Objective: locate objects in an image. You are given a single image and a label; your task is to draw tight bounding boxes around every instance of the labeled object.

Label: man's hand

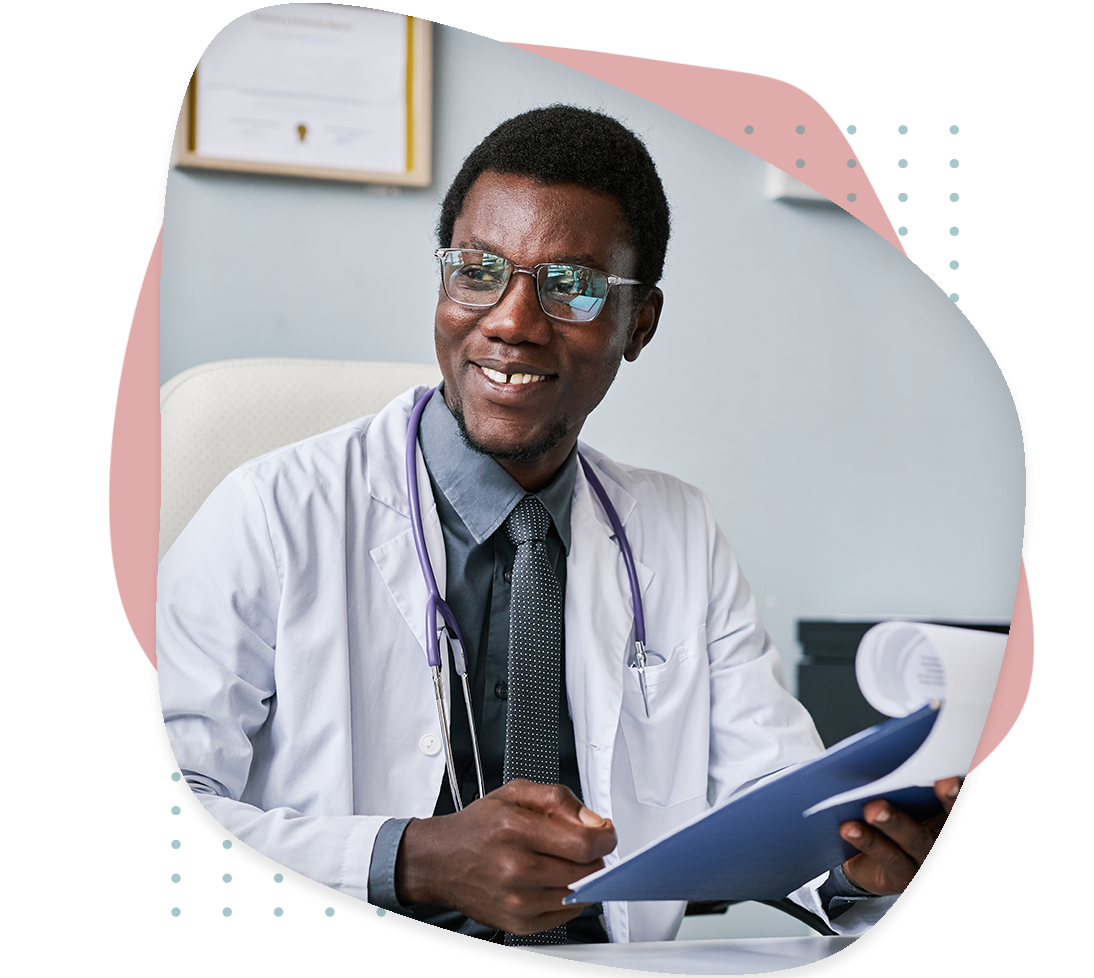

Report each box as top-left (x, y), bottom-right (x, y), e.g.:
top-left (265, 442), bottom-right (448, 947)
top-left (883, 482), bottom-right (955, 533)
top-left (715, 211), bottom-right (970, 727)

top-left (394, 780), bottom-right (617, 935)
top-left (838, 776), bottom-right (961, 895)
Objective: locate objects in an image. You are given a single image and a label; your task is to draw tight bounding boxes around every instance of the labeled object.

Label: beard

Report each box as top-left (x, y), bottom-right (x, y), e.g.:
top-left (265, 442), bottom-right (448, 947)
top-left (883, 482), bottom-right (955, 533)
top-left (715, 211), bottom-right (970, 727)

top-left (450, 398), bottom-right (570, 463)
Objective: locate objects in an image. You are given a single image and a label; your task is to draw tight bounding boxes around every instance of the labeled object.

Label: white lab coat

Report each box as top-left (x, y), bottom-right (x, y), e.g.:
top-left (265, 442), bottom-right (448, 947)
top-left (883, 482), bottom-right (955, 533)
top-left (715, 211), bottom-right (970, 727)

top-left (158, 386), bottom-right (894, 941)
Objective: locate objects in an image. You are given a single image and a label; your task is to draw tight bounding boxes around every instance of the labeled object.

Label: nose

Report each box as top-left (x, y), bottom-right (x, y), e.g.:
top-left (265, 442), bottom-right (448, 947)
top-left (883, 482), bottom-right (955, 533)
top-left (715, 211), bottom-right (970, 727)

top-left (477, 268), bottom-right (554, 346)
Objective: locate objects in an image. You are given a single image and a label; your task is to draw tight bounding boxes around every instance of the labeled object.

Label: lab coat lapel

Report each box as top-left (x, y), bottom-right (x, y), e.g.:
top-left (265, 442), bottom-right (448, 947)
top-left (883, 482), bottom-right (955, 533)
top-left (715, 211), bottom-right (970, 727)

top-left (366, 389), bottom-right (450, 704)
top-left (566, 452), bottom-right (654, 823)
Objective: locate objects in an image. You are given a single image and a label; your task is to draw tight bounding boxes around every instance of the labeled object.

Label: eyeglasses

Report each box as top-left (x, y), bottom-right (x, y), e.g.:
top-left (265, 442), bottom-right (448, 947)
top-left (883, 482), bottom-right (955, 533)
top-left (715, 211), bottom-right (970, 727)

top-left (435, 248), bottom-right (641, 323)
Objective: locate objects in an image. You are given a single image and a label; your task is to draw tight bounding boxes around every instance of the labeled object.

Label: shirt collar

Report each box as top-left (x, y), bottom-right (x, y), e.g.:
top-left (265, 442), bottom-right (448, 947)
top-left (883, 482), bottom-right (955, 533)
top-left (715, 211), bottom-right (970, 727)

top-left (418, 387), bottom-right (576, 551)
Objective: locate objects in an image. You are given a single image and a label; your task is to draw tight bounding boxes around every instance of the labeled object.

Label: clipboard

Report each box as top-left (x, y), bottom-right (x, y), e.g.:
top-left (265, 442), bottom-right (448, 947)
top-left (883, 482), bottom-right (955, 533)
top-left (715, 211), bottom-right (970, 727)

top-left (565, 704), bottom-right (942, 905)
top-left (567, 621), bottom-right (1007, 905)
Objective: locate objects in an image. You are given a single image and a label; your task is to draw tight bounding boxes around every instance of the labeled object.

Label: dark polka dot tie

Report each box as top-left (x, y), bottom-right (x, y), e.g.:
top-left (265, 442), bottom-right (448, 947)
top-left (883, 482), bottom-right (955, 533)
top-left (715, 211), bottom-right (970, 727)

top-left (501, 495), bottom-right (567, 946)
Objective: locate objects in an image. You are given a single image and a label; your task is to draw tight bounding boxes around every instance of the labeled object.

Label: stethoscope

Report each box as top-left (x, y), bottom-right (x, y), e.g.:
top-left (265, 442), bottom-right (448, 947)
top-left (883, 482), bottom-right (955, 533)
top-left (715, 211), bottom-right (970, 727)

top-left (406, 386), bottom-right (652, 811)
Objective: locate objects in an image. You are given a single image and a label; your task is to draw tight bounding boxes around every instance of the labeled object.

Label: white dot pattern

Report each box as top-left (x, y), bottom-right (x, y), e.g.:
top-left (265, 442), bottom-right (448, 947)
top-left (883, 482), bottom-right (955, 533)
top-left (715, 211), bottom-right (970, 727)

top-left (501, 496), bottom-right (567, 947)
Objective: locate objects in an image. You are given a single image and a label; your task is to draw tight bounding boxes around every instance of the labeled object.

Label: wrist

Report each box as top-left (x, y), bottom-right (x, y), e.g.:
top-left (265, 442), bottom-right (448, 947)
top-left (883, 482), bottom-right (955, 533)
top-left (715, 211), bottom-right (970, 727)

top-left (838, 860), bottom-right (879, 897)
top-left (394, 816), bottom-right (442, 906)
top-left (394, 817), bottom-right (425, 905)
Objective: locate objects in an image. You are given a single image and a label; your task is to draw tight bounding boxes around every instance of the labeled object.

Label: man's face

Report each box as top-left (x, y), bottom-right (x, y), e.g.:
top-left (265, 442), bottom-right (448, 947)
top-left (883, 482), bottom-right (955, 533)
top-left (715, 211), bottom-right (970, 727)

top-left (435, 170), bottom-right (661, 487)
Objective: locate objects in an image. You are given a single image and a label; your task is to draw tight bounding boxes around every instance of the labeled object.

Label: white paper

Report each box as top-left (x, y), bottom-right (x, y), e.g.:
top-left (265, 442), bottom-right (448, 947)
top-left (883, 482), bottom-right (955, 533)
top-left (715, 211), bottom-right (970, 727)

top-left (196, 5), bottom-right (408, 173)
top-left (804, 622), bottom-right (1006, 815)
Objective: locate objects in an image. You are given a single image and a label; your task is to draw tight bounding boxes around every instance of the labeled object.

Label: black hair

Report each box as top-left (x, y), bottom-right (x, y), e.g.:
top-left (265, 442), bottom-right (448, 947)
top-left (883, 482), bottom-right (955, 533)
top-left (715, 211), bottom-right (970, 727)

top-left (437, 105), bottom-right (671, 286)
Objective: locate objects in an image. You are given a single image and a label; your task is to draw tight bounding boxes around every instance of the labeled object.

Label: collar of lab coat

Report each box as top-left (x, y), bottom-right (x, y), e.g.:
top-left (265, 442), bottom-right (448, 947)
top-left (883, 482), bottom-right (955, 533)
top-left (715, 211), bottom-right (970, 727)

top-left (364, 386), bottom-right (655, 821)
top-left (365, 387), bottom-right (449, 672)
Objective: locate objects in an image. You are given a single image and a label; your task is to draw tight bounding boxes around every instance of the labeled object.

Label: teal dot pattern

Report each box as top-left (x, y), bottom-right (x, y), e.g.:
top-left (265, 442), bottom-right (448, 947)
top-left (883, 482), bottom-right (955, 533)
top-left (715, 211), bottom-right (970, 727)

top-left (274, 874), bottom-right (284, 883)
top-left (744, 125), bottom-right (754, 134)
top-left (950, 294), bottom-right (959, 302)
top-left (171, 873), bottom-right (181, 883)
top-left (326, 908), bottom-right (335, 917)
top-left (898, 159), bottom-right (908, 168)
top-left (847, 159), bottom-right (856, 168)
top-left (275, 908), bottom-right (284, 917)
top-left (795, 159), bottom-right (805, 168)
top-left (898, 125), bottom-right (908, 134)
top-left (171, 840), bottom-right (180, 849)
top-left (377, 909), bottom-right (387, 917)
top-left (795, 124), bottom-right (805, 134)
top-left (950, 125), bottom-right (960, 134)
top-left (898, 193), bottom-right (908, 202)
top-left (950, 227), bottom-right (960, 236)
top-left (222, 840), bottom-right (232, 849)
top-left (171, 773), bottom-right (181, 782)
top-left (898, 227), bottom-right (907, 236)
top-left (846, 193), bottom-right (856, 202)
top-left (950, 159), bottom-right (960, 168)
top-left (950, 193), bottom-right (959, 201)
top-left (171, 806), bottom-right (180, 815)
top-left (171, 907), bottom-right (181, 917)
top-left (950, 261), bottom-right (960, 269)
top-left (223, 908), bottom-right (232, 917)
top-left (223, 874), bottom-right (232, 883)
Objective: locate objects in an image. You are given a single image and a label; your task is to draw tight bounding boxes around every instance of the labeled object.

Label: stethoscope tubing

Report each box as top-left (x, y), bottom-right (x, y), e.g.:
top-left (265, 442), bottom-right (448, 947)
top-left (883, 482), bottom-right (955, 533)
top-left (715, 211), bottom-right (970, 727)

top-left (405, 385), bottom-right (651, 808)
top-left (406, 387), bottom-right (469, 669)
top-left (576, 455), bottom-right (646, 647)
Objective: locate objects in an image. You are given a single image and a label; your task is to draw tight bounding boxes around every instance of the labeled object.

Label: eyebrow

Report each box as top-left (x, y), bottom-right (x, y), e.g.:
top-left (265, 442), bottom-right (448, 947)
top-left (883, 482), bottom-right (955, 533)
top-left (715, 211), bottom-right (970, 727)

top-left (457, 236), bottom-right (604, 271)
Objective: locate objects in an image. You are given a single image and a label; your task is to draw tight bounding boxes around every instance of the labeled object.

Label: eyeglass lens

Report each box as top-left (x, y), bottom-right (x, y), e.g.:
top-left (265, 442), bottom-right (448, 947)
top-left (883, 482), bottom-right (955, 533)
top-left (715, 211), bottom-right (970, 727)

top-left (439, 250), bottom-right (609, 322)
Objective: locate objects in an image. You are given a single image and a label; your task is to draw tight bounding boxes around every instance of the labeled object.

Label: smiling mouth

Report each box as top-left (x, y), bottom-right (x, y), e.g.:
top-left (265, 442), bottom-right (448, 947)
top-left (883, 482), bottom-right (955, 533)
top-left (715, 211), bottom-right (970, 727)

top-left (477, 365), bottom-right (552, 385)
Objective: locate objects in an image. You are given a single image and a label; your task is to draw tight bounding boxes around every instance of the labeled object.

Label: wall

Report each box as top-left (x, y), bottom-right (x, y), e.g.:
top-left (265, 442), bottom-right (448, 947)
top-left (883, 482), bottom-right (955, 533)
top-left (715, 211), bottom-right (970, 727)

top-left (160, 21), bottom-right (1025, 681)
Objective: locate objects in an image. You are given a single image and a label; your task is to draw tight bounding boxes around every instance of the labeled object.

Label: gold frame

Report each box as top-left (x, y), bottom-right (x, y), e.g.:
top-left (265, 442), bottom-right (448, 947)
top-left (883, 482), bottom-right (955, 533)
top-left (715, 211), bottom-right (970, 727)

top-left (172, 16), bottom-right (431, 186)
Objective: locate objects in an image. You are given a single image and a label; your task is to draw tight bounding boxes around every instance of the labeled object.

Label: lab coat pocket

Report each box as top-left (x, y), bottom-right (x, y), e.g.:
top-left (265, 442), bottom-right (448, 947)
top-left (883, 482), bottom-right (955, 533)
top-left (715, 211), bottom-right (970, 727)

top-left (620, 623), bottom-right (710, 808)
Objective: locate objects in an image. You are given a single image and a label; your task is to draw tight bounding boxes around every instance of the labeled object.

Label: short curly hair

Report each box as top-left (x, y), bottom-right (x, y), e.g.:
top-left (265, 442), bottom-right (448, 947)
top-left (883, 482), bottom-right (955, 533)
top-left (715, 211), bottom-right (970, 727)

top-left (437, 105), bottom-right (671, 286)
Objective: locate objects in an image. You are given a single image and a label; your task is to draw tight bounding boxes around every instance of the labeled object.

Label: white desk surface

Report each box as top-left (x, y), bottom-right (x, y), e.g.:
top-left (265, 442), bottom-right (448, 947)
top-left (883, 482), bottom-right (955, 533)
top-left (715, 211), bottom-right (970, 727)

top-left (531, 935), bottom-right (858, 974)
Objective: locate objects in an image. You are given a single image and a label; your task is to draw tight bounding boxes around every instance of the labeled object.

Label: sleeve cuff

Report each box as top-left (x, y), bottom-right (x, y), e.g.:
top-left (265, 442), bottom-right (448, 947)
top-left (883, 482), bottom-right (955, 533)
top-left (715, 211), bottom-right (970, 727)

top-left (817, 863), bottom-right (878, 919)
top-left (367, 817), bottom-right (416, 911)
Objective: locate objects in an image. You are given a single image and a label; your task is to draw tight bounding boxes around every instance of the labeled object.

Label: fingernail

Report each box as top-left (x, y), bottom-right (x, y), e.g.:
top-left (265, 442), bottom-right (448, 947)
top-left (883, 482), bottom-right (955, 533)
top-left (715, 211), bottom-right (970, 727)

top-left (845, 824), bottom-right (861, 840)
top-left (578, 807), bottom-right (607, 827)
top-left (947, 785), bottom-right (960, 799)
top-left (871, 806), bottom-right (890, 824)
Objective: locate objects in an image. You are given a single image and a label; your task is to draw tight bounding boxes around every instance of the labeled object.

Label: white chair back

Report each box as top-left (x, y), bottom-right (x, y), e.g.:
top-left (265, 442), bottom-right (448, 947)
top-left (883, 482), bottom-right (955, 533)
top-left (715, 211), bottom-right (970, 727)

top-left (159, 357), bottom-right (441, 561)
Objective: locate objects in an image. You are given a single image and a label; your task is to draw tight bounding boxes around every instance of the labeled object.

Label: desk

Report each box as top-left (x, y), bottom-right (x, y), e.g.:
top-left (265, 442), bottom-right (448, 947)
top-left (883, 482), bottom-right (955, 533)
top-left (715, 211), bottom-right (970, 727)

top-left (532, 935), bottom-right (857, 974)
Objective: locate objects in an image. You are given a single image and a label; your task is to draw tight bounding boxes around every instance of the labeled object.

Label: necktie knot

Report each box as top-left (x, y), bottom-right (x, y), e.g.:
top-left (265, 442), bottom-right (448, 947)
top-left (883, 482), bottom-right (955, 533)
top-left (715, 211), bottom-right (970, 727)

top-left (504, 496), bottom-right (552, 546)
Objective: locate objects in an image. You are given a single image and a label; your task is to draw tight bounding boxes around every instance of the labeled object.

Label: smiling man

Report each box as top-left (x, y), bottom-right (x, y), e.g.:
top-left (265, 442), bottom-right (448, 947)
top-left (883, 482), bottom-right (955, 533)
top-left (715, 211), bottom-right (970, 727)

top-left (158, 106), bottom-right (958, 946)
top-left (432, 169), bottom-right (660, 492)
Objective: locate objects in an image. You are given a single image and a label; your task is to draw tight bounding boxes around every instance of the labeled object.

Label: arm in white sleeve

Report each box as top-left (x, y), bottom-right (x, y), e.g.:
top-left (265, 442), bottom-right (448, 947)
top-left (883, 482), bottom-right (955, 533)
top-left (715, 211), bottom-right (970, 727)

top-left (158, 468), bottom-right (389, 901)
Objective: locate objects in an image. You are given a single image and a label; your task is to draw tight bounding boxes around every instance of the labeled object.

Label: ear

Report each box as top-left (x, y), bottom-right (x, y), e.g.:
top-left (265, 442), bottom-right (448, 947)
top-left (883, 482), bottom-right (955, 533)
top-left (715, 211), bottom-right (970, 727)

top-left (624, 287), bottom-right (663, 362)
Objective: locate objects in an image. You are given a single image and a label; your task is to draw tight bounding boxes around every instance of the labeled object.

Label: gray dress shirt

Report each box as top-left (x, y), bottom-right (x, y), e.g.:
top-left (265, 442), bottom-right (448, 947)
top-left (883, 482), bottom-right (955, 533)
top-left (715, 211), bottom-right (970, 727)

top-left (368, 388), bottom-right (603, 941)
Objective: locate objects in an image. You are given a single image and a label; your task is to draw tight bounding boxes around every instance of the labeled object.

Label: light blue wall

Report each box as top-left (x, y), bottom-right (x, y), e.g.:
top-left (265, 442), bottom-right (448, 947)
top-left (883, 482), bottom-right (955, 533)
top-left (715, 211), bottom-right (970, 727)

top-left (160, 23), bottom-right (1025, 680)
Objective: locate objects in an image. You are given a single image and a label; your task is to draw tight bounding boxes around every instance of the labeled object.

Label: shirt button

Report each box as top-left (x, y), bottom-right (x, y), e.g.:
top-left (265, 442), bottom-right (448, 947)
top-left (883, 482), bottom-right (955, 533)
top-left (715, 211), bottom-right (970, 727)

top-left (503, 567), bottom-right (512, 584)
top-left (419, 734), bottom-right (441, 756)
top-left (494, 681), bottom-right (508, 701)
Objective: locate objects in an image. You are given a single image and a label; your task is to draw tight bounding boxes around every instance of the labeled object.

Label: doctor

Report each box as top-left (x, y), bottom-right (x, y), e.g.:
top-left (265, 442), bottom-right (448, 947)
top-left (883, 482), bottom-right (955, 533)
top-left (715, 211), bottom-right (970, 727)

top-left (158, 106), bottom-right (959, 944)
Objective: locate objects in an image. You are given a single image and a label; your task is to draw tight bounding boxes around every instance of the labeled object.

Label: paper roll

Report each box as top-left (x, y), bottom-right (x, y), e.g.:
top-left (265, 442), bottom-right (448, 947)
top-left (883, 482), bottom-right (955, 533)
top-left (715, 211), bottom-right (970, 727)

top-left (804, 622), bottom-right (1006, 815)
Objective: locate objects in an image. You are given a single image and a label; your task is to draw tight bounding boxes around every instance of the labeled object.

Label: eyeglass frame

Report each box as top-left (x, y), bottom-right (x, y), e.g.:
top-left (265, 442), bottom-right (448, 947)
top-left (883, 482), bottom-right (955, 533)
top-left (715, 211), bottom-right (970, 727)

top-left (434, 247), bottom-right (643, 323)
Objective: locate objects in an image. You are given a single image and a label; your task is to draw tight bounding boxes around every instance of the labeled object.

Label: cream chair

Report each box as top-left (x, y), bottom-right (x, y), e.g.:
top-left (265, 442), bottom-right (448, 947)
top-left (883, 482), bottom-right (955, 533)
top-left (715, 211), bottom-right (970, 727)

top-left (159, 357), bottom-right (441, 562)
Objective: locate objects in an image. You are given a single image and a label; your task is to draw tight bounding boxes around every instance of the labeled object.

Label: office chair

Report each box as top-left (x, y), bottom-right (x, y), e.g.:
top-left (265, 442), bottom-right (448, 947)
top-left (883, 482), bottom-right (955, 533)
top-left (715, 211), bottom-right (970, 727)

top-left (159, 357), bottom-right (440, 561)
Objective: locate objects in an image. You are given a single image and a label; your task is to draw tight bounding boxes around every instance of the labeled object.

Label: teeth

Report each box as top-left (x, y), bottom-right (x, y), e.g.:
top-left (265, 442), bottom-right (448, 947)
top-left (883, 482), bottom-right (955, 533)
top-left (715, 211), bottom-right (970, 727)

top-left (480, 366), bottom-right (546, 384)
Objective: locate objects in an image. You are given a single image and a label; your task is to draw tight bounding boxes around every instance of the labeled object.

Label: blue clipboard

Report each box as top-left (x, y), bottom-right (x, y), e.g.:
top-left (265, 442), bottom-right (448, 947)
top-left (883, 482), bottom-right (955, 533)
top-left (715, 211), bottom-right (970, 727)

top-left (565, 704), bottom-right (941, 904)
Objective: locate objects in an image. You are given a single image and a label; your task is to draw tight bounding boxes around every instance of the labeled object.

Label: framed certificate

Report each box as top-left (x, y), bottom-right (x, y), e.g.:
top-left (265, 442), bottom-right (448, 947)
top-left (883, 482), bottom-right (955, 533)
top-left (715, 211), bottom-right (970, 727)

top-left (173, 5), bottom-right (431, 186)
